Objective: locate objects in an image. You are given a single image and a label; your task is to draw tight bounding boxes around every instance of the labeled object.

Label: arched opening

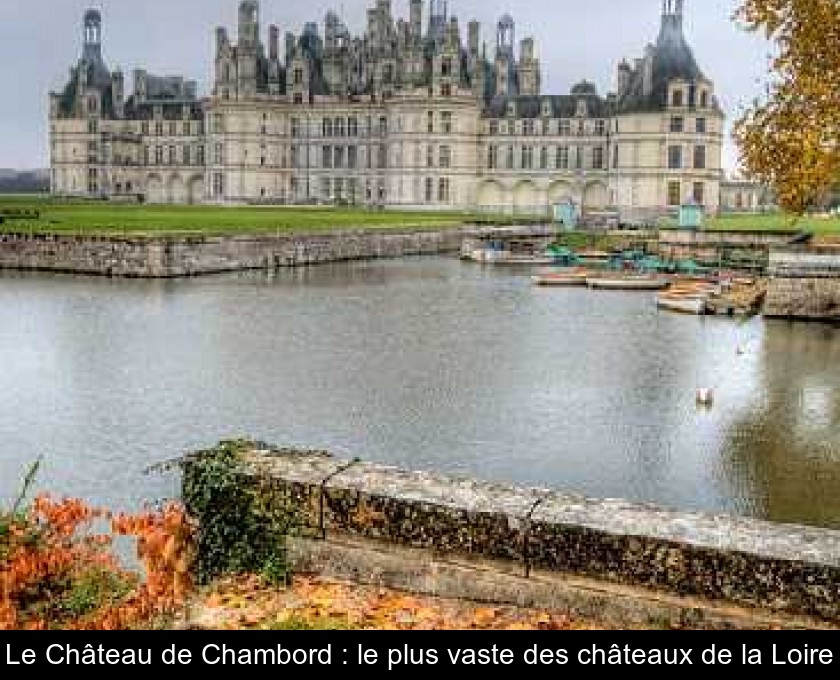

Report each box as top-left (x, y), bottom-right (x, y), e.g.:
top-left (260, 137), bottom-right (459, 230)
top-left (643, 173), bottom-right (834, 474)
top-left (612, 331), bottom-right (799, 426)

top-left (547, 181), bottom-right (573, 205)
top-left (512, 180), bottom-right (539, 215)
top-left (145, 174), bottom-right (165, 204)
top-left (168, 175), bottom-right (187, 204)
top-left (583, 181), bottom-right (608, 212)
top-left (187, 176), bottom-right (205, 205)
top-left (476, 180), bottom-right (507, 211)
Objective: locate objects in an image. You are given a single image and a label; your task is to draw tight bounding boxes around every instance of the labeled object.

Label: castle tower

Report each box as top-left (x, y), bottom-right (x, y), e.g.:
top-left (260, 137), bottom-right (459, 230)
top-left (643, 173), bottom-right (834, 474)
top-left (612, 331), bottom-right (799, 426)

top-left (409, 0), bottom-right (423, 44)
top-left (82, 10), bottom-right (103, 61)
top-left (495, 14), bottom-right (516, 96)
top-left (236, 0), bottom-right (260, 97)
top-left (517, 37), bottom-right (540, 95)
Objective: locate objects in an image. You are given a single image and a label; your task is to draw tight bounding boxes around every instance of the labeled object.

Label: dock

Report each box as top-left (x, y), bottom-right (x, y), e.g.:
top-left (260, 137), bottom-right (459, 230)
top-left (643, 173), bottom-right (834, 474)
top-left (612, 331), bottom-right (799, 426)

top-left (704, 279), bottom-right (768, 317)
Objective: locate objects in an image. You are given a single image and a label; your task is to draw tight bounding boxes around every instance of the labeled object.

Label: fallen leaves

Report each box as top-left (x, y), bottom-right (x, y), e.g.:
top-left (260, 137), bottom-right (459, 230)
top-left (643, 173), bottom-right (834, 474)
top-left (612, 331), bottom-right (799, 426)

top-left (186, 575), bottom-right (593, 631)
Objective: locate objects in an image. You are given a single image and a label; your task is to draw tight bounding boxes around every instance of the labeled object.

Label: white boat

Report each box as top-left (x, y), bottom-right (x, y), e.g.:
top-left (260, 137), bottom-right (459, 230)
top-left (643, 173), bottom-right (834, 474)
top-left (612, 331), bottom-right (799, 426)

top-left (586, 276), bottom-right (669, 291)
top-left (656, 294), bottom-right (707, 315)
top-left (532, 272), bottom-right (589, 286)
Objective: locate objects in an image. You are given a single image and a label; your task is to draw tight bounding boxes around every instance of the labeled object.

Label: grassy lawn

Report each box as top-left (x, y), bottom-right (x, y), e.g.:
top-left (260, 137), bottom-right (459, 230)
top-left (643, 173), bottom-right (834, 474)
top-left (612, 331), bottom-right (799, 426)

top-left (0, 196), bottom-right (535, 236)
top-left (706, 213), bottom-right (840, 234)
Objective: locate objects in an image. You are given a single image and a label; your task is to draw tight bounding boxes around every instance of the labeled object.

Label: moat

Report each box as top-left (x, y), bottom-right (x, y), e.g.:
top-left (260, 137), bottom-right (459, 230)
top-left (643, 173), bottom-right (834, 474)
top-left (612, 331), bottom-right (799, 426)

top-left (0, 256), bottom-right (838, 528)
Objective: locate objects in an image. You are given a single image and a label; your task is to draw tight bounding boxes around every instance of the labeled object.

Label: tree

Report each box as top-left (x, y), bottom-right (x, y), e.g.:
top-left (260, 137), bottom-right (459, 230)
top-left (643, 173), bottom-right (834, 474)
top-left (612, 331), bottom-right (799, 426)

top-left (734, 0), bottom-right (840, 214)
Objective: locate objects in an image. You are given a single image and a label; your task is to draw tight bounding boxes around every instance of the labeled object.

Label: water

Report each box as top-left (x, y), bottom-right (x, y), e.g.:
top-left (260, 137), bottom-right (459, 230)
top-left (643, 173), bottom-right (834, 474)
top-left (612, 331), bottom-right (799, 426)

top-left (0, 257), bottom-right (838, 528)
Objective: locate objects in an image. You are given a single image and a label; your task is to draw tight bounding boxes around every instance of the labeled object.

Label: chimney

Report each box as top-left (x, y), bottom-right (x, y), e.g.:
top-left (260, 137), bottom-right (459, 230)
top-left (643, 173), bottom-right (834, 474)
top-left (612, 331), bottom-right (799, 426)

top-left (269, 24), bottom-right (279, 60)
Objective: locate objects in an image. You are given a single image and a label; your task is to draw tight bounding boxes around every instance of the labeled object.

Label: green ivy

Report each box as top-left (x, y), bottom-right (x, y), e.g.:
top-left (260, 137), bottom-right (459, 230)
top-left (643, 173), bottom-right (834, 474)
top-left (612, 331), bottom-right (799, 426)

top-left (181, 440), bottom-right (298, 586)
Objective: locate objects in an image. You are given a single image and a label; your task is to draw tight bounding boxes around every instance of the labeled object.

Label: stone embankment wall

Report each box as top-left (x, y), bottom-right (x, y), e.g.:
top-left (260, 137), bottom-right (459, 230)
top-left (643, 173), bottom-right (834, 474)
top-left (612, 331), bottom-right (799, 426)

top-left (657, 229), bottom-right (798, 266)
top-left (186, 447), bottom-right (840, 623)
top-left (0, 225), bottom-right (553, 278)
top-left (765, 246), bottom-right (840, 321)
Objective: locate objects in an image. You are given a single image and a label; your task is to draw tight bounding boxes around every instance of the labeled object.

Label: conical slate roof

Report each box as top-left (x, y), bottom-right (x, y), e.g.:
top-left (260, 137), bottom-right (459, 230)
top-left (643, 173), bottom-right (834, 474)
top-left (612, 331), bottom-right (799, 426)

top-left (617, 11), bottom-right (708, 113)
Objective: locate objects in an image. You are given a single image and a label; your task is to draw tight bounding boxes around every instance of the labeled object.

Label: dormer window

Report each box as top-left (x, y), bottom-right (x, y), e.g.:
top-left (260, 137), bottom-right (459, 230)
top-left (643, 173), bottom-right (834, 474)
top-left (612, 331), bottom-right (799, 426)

top-left (542, 99), bottom-right (552, 117)
top-left (575, 99), bottom-right (588, 118)
top-left (507, 101), bottom-right (516, 118)
top-left (699, 90), bottom-right (709, 108)
top-left (441, 59), bottom-right (452, 77)
top-left (672, 88), bottom-right (684, 108)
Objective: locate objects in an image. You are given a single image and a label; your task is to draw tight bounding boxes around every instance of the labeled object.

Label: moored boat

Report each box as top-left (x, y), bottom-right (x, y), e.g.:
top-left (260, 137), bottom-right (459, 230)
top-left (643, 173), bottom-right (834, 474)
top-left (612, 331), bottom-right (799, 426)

top-left (532, 271), bottom-right (589, 286)
top-left (656, 293), bottom-right (707, 315)
top-left (586, 275), bottom-right (669, 291)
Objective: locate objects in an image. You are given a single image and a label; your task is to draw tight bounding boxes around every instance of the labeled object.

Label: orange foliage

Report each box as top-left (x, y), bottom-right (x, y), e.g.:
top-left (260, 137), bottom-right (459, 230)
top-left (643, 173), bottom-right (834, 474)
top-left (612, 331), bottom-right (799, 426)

top-left (0, 496), bottom-right (193, 630)
top-left (734, 0), bottom-right (840, 214)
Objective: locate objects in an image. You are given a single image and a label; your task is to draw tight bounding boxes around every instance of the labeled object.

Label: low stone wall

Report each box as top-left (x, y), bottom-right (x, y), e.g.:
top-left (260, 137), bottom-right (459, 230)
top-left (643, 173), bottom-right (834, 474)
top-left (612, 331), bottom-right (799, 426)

top-left (765, 246), bottom-right (840, 321)
top-left (185, 446), bottom-right (840, 623)
top-left (658, 229), bottom-right (799, 268)
top-left (0, 224), bottom-right (553, 278)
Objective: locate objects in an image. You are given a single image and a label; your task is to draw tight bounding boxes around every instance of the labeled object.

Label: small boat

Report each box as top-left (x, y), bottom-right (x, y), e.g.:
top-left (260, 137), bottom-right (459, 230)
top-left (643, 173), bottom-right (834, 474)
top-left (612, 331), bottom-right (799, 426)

top-left (656, 293), bottom-right (707, 315)
top-left (532, 271), bottom-right (589, 286)
top-left (586, 275), bottom-right (669, 291)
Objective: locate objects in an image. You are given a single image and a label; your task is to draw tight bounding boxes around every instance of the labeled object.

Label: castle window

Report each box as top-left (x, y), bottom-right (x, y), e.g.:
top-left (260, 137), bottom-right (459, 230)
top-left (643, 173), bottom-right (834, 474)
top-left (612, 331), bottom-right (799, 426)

top-left (540, 147), bottom-right (548, 170)
top-left (141, 122), bottom-right (149, 135)
top-left (348, 146), bottom-right (357, 168)
top-left (293, 94), bottom-right (303, 105)
top-left (670, 116), bottom-right (684, 133)
top-left (213, 173), bottom-right (225, 197)
top-left (438, 178), bottom-right (450, 203)
top-left (672, 89), bottom-right (684, 108)
top-left (425, 177), bottom-right (434, 202)
top-left (668, 145), bottom-right (682, 169)
top-left (336, 117), bottom-right (345, 137)
top-left (693, 182), bottom-right (705, 205)
top-left (197, 145), bottom-right (205, 165)
top-left (667, 181), bottom-right (681, 206)
top-left (613, 144), bottom-right (619, 169)
top-left (322, 146), bottom-right (332, 169)
top-left (379, 117), bottom-right (388, 136)
top-left (439, 145), bottom-right (451, 169)
top-left (556, 146), bottom-right (569, 170)
top-left (694, 145), bottom-right (706, 170)
top-left (595, 120), bottom-right (606, 136)
top-left (212, 114), bottom-right (223, 134)
top-left (155, 146), bottom-right (163, 165)
top-left (575, 147), bottom-right (583, 169)
top-left (488, 146), bottom-right (498, 169)
top-left (575, 99), bottom-right (588, 118)
top-left (427, 111), bottom-right (434, 134)
top-left (441, 59), bottom-right (452, 77)
top-left (291, 118), bottom-right (300, 138)
top-left (696, 117), bottom-right (707, 134)
top-left (441, 84), bottom-right (451, 97)
top-left (542, 100), bottom-right (552, 118)
top-left (700, 91), bottom-right (709, 108)
top-left (334, 146), bottom-right (344, 169)
top-left (155, 122), bottom-right (164, 136)
top-left (506, 146), bottom-right (514, 169)
top-left (427, 145), bottom-right (434, 168)
top-left (377, 144), bottom-right (387, 168)
top-left (294, 68), bottom-right (303, 86)
top-left (489, 121), bottom-right (499, 136)
top-left (521, 146), bottom-right (533, 170)
top-left (507, 102), bottom-right (516, 117)
top-left (323, 118), bottom-right (332, 137)
top-left (88, 96), bottom-right (98, 113)
top-left (214, 143), bottom-right (223, 165)
top-left (348, 117), bottom-right (358, 136)
top-left (88, 119), bottom-right (98, 135)
top-left (559, 120), bottom-right (571, 136)
top-left (441, 112), bottom-right (453, 134)
top-left (183, 145), bottom-right (191, 165)
top-left (185, 122), bottom-right (193, 136)
top-left (592, 146), bottom-right (605, 170)
top-left (169, 122), bottom-right (177, 136)
top-left (168, 146), bottom-right (176, 165)
top-left (523, 120), bottom-right (535, 136)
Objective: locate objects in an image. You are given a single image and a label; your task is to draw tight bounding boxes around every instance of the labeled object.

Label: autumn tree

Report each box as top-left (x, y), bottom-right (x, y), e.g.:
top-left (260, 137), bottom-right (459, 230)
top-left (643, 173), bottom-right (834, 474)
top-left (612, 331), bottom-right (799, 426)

top-left (734, 0), bottom-right (840, 214)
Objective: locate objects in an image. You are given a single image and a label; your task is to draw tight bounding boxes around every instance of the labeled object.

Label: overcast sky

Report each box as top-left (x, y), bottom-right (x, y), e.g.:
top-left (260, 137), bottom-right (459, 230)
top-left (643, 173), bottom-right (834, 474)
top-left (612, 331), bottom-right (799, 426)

top-left (0, 0), bottom-right (770, 170)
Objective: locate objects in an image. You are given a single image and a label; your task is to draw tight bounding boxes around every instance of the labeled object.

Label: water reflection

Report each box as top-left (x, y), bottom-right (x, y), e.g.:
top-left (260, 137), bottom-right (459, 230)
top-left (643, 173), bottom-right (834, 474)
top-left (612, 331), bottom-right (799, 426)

top-left (0, 260), bottom-right (837, 528)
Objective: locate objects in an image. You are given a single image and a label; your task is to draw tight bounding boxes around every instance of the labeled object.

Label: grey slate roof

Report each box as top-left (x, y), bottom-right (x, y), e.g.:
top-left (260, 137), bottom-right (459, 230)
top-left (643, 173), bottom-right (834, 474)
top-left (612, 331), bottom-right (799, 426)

top-left (616, 14), bottom-right (711, 114)
top-left (483, 89), bottom-right (612, 120)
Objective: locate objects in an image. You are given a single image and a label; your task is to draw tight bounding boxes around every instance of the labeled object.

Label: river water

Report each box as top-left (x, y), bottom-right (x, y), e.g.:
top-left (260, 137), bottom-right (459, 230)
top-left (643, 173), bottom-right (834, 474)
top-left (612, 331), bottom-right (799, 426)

top-left (0, 257), bottom-right (838, 528)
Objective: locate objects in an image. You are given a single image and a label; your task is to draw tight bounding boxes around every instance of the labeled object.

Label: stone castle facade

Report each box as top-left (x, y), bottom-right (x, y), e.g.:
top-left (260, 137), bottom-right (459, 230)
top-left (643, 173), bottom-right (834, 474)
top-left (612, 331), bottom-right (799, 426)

top-left (49, 0), bottom-right (724, 219)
